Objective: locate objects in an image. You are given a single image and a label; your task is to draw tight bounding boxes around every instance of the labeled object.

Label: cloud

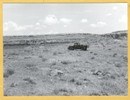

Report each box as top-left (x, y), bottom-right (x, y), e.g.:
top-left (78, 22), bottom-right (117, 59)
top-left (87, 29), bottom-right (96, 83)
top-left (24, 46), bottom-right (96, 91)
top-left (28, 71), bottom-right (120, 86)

top-left (35, 21), bottom-right (46, 30)
top-left (3, 21), bottom-right (30, 32)
top-left (40, 15), bottom-right (72, 26)
top-left (3, 21), bottom-right (34, 35)
top-left (4, 21), bottom-right (17, 32)
top-left (81, 19), bottom-right (88, 23)
top-left (36, 22), bottom-right (40, 26)
top-left (46, 30), bottom-right (54, 34)
top-left (44, 15), bottom-right (58, 25)
top-left (79, 29), bottom-right (84, 32)
top-left (106, 13), bottom-right (112, 16)
top-left (63, 25), bottom-right (68, 27)
top-left (59, 18), bottom-right (72, 28)
top-left (90, 21), bottom-right (107, 28)
top-left (4, 16), bottom-right (73, 36)
top-left (90, 24), bottom-right (97, 27)
top-left (60, 18), bottom-right (72, 24)
top-left (97, 21), bottom-right (106, 26)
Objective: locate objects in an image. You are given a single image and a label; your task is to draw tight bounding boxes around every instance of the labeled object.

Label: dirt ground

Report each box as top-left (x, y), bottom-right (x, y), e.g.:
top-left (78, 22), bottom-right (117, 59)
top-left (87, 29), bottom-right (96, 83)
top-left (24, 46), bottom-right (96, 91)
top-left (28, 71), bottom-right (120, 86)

top-left (3, 32), bottom-right (128, 96)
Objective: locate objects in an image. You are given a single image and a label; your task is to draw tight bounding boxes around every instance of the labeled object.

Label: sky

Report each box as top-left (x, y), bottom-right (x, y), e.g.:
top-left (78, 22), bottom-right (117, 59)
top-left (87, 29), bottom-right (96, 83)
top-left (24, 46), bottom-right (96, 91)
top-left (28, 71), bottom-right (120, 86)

top-left (3, 3), bottom-right (128, 36)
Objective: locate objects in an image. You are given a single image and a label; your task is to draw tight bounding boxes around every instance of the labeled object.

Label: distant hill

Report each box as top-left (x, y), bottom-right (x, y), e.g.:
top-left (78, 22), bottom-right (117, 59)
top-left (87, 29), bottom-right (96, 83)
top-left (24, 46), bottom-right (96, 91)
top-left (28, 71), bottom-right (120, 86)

top-left (101, 30), bottom-right (127, 39)
top-left (3, 30), bottom-right (127, 46)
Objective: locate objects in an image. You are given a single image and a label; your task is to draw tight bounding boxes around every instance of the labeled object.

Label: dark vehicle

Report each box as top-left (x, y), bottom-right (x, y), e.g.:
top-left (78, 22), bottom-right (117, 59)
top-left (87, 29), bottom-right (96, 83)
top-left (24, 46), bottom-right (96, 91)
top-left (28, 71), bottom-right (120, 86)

top-left (68, 43), bottom-right (89, 51)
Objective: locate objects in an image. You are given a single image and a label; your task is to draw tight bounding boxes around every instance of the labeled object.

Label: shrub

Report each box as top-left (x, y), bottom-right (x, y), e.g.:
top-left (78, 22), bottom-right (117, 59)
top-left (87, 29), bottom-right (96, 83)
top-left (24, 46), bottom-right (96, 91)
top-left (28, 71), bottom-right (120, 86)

top-left (42, 58), bottom-right (47, 62)
top-left (4, 69), bottom-right (14, 78)
top-left (115, 63), bottom-right (122, 68)
top-left (70, 78), bottom-right (75, 83)
top-left (123, 56), bottom-right (127, 62)
top-left (75, 81), bottom-right (82, 85)
top-left (26, 64), bottom-right (35, 68)
top-left (39, 55), bottom-right (43, 58)
top-left (51, 62), bottom-right (56, 66)
top-left (91, 57), bottom-right (95, 59)
top-left (10, 83), bottom-right (17, 87)
top-left (61, 61), bottom-right (71, 65)
top-left (10, 53), bottom-right (18, 56)
top-left (53, 88), bottom-right (72, 95)
top-left (25, 64), bottom-right (38, 71)
top-left (53, 52), bottom-right (57, 55)
top-left (94, 53), bottom-right (97, 55)
top-left (113, 53), bottom-right (117, 57)
top-left (89, 93), bottom-right (101, 96)
top-left (23, 77), bottom-right (36, 85)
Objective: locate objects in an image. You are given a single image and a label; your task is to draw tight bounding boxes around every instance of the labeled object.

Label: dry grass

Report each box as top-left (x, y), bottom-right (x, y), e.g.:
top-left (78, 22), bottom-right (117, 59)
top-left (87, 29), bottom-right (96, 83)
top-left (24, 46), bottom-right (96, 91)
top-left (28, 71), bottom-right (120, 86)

top-left (3, 32), bottom-right (127, 96)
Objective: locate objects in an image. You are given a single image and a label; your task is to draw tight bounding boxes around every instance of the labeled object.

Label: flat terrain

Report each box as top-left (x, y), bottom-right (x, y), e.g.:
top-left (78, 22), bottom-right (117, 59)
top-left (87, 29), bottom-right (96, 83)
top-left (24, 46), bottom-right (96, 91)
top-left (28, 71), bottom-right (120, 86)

top-left (3, 31), bottom-right (128, 96)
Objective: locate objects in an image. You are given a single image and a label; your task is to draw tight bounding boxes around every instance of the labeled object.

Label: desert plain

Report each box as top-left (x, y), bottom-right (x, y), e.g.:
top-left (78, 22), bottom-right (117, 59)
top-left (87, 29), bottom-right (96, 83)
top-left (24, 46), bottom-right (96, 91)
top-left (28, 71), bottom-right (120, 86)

top-left (3, 30), bottom-right (127, 96)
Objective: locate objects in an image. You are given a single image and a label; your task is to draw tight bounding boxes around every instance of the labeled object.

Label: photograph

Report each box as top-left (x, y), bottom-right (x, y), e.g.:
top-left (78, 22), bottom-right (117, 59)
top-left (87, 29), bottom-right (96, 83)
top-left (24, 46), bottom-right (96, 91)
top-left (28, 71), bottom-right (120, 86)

top-left (3, 3), bottom-right (128, 96)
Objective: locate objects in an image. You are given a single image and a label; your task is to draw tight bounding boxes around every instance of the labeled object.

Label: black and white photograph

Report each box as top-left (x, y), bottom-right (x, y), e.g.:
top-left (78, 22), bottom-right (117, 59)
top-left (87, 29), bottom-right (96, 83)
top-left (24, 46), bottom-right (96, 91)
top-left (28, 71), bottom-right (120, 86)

top-left (3, 3), bottom-right (128, 96)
